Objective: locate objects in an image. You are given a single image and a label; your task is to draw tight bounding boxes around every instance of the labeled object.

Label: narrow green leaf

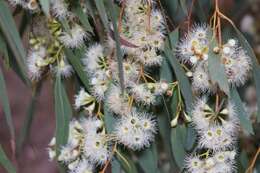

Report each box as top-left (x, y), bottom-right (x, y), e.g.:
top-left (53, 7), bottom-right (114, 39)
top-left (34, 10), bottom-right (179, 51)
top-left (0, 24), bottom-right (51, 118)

top-left (239, 149), bottom-right (249, 170)
top-left (184, 124), bottom-right (196, 151)
top-left (233, 27), bottom-right (260, 122)
top-left (54, 75), bottom-right (72, 152)
top-left (60, 18), bottom-right (71, 34)
top-left (170, 89), bottom-right (186, 170)
top-left (208, 36), bottom-right (230, 95)
top-left (171, 124), bottom-right (187, 169)
top-left (94, 0), bottom-right (109, 31)
top-left (104, 95), bottom-right (138, 173)
top-left (17, 84), bottom-right (42, 152)
top-left (166, 29), bottom-right (193, 111)
top-left (64, 48), bottom-right (90, 91)
top-left (39, 0), bottom-right (50, 17)
top-left (0, 33), bottom-right (9, 63)
top-left (0, 0), bottom-right (29, 85)
top-left (106, 0), bottom-right (125, 92)
top-left (229, 87), bottom-right (254, 134)
top-left (115, 149), bottom-right (138, 173)
top-left (72, 6), bottom-right (93, 33)
top-left (137, 144), bottom-right (159, 173)
top-left (104, 104), bottom-right (116, 133)
top-left (159, 59), bottom-right (179, 170)
top-left (179, 0), bottom-right (188, 15)
top-left (0, 145), bottom-right (16, 173)
top-left (0, 67), bottom-right (15, 141)
top-left (164, 47), bottom-right (193, 111)
top-left (111, 158), bottom-right (121, 173)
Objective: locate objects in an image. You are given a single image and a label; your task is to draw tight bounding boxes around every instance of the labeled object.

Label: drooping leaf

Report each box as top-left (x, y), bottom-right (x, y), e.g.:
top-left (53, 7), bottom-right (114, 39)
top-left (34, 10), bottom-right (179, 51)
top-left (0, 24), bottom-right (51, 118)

top-left (0, 67), bottom-right (15, 142)
top-left (171, 124), bottom-right (187, 169)
top-left (54, 75), bottom-right (72, 153)
top-left (179, 0), bottom-right (188, 15)
top-left (164, 46), bottom-right (193, 111)
top-left (17, 83), bottom-right (42, 152)
top-left (0, 145), bottom-right (16, 173)
top-left (137, 143), bottom-right (159, 173)
top-left (0, 33), bottom-right (9, 64)
top-left (104, 94), bottom-right (138, 173)
top-left (111, 158), bottom-right (121, 173)
top-left (72, 5), bottom-right (93, 33)
top-left (239, 149), bottom-right (249, 171)
top-left (106, 0), bottom-right (125, 92)
top-left (115, 149), bottom-right (138, 173)
top-left (233, 27), bottom-right (260, 122)
top-left (39, 0), bottom-right (50, 17)
top-left (208, 35), bottom-right (230, 95)
top-left (64, 48), bottom-right (90, 91)
top-left (229, 87), bottom-right (254, 134)
top-left (167, 29), bottom-right (193, 110)
top-left (94, 0), bottom-right (109, 31)
top-left (0, 0), bottom-right (29, 85)
top-left (158, 58), bottom-right (179, 170)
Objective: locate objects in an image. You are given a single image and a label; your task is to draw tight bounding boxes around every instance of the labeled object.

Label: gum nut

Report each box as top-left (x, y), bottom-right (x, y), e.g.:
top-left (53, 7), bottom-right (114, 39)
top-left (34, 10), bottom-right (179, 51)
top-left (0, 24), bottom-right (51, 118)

top-left (213, 47), bottom-right (220, 53)
top-left (228, 39), bottom-right (236, 47)
top-left (190, 56), bottom-right (198, 64)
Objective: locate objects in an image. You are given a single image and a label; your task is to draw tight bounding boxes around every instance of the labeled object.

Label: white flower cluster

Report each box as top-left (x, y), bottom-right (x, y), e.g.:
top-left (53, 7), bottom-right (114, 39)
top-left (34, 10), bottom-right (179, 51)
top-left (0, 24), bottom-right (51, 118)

top-left (78, 0), bottom-right (169, 151)
top-left (185, 150), bottom-right (236, 173)
top-left (27, 33), bottom-right (74, 80)
top-left (26, 16), bottom-right (90, 81)
top-left (177, 24), bottom-right (252, 93)
top-left (184, 98), bottom-right (239, 173)
top-left (47, 117), bottom-right (110, 172)
top-left (177, 24), bottom-right (251, 173)
top-left (8, 0), bottom-right (39, 11)
top-left (121, 0), bottom-right (166, 66)
top-left (114, 110), bottom-right (157, 150)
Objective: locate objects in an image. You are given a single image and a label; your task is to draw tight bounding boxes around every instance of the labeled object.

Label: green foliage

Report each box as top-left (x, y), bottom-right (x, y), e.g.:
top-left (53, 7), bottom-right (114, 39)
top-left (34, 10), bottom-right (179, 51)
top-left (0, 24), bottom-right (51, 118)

top-left (0, 145), bottom-right (16, 173)
top-left (54, 75), bottom-right (72, 152)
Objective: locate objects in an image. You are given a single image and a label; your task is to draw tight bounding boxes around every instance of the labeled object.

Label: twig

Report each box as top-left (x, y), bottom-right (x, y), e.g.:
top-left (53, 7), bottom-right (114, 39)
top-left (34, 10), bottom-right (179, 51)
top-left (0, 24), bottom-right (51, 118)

top-left (246, 147), bottom-right (260, 173)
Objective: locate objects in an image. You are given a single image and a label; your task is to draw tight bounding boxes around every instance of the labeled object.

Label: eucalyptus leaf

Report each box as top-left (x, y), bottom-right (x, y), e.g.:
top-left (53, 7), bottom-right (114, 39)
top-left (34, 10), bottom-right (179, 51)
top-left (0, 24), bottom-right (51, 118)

top-left (106, 0), bottom-right (125, 92)
top-left (64, 48), bottom-right (90, 91)
top-left (137, 143), bottom-right (159, 173)
top-left (171, 124), bottom-right (187, 169)
top-left (167, 29), bottom-right (193, 110)
top-left (233, 27), bottom-right (260, 122)
top-left (164, 47), bottom-right (193, 111)
top-left (0, 67), bottom-right (15, 142)
top-left (54, 75), bottom-right (72, 153)
top-left (39, 0), bottom-right (50, 17)
top-left (208, 35), bottom-right (230, 95)
top-left (17, 83), bottom-right (42, 152)
top-left (72, 6), bottom-right (93, 33)
top-left (0, 0), bottom-right (29, 85)
top-left (229, 87), bottom-right (254, 134)
top-left (0, 145), bottom-right (16, 173)
top-left (94, 0), bottom-right (109, 31)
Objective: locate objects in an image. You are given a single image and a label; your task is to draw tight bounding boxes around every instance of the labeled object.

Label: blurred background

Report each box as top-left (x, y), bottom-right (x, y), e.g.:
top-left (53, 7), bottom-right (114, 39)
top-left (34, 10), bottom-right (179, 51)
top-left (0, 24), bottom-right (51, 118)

top-left (0, 0), bottom-right (260, 172)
